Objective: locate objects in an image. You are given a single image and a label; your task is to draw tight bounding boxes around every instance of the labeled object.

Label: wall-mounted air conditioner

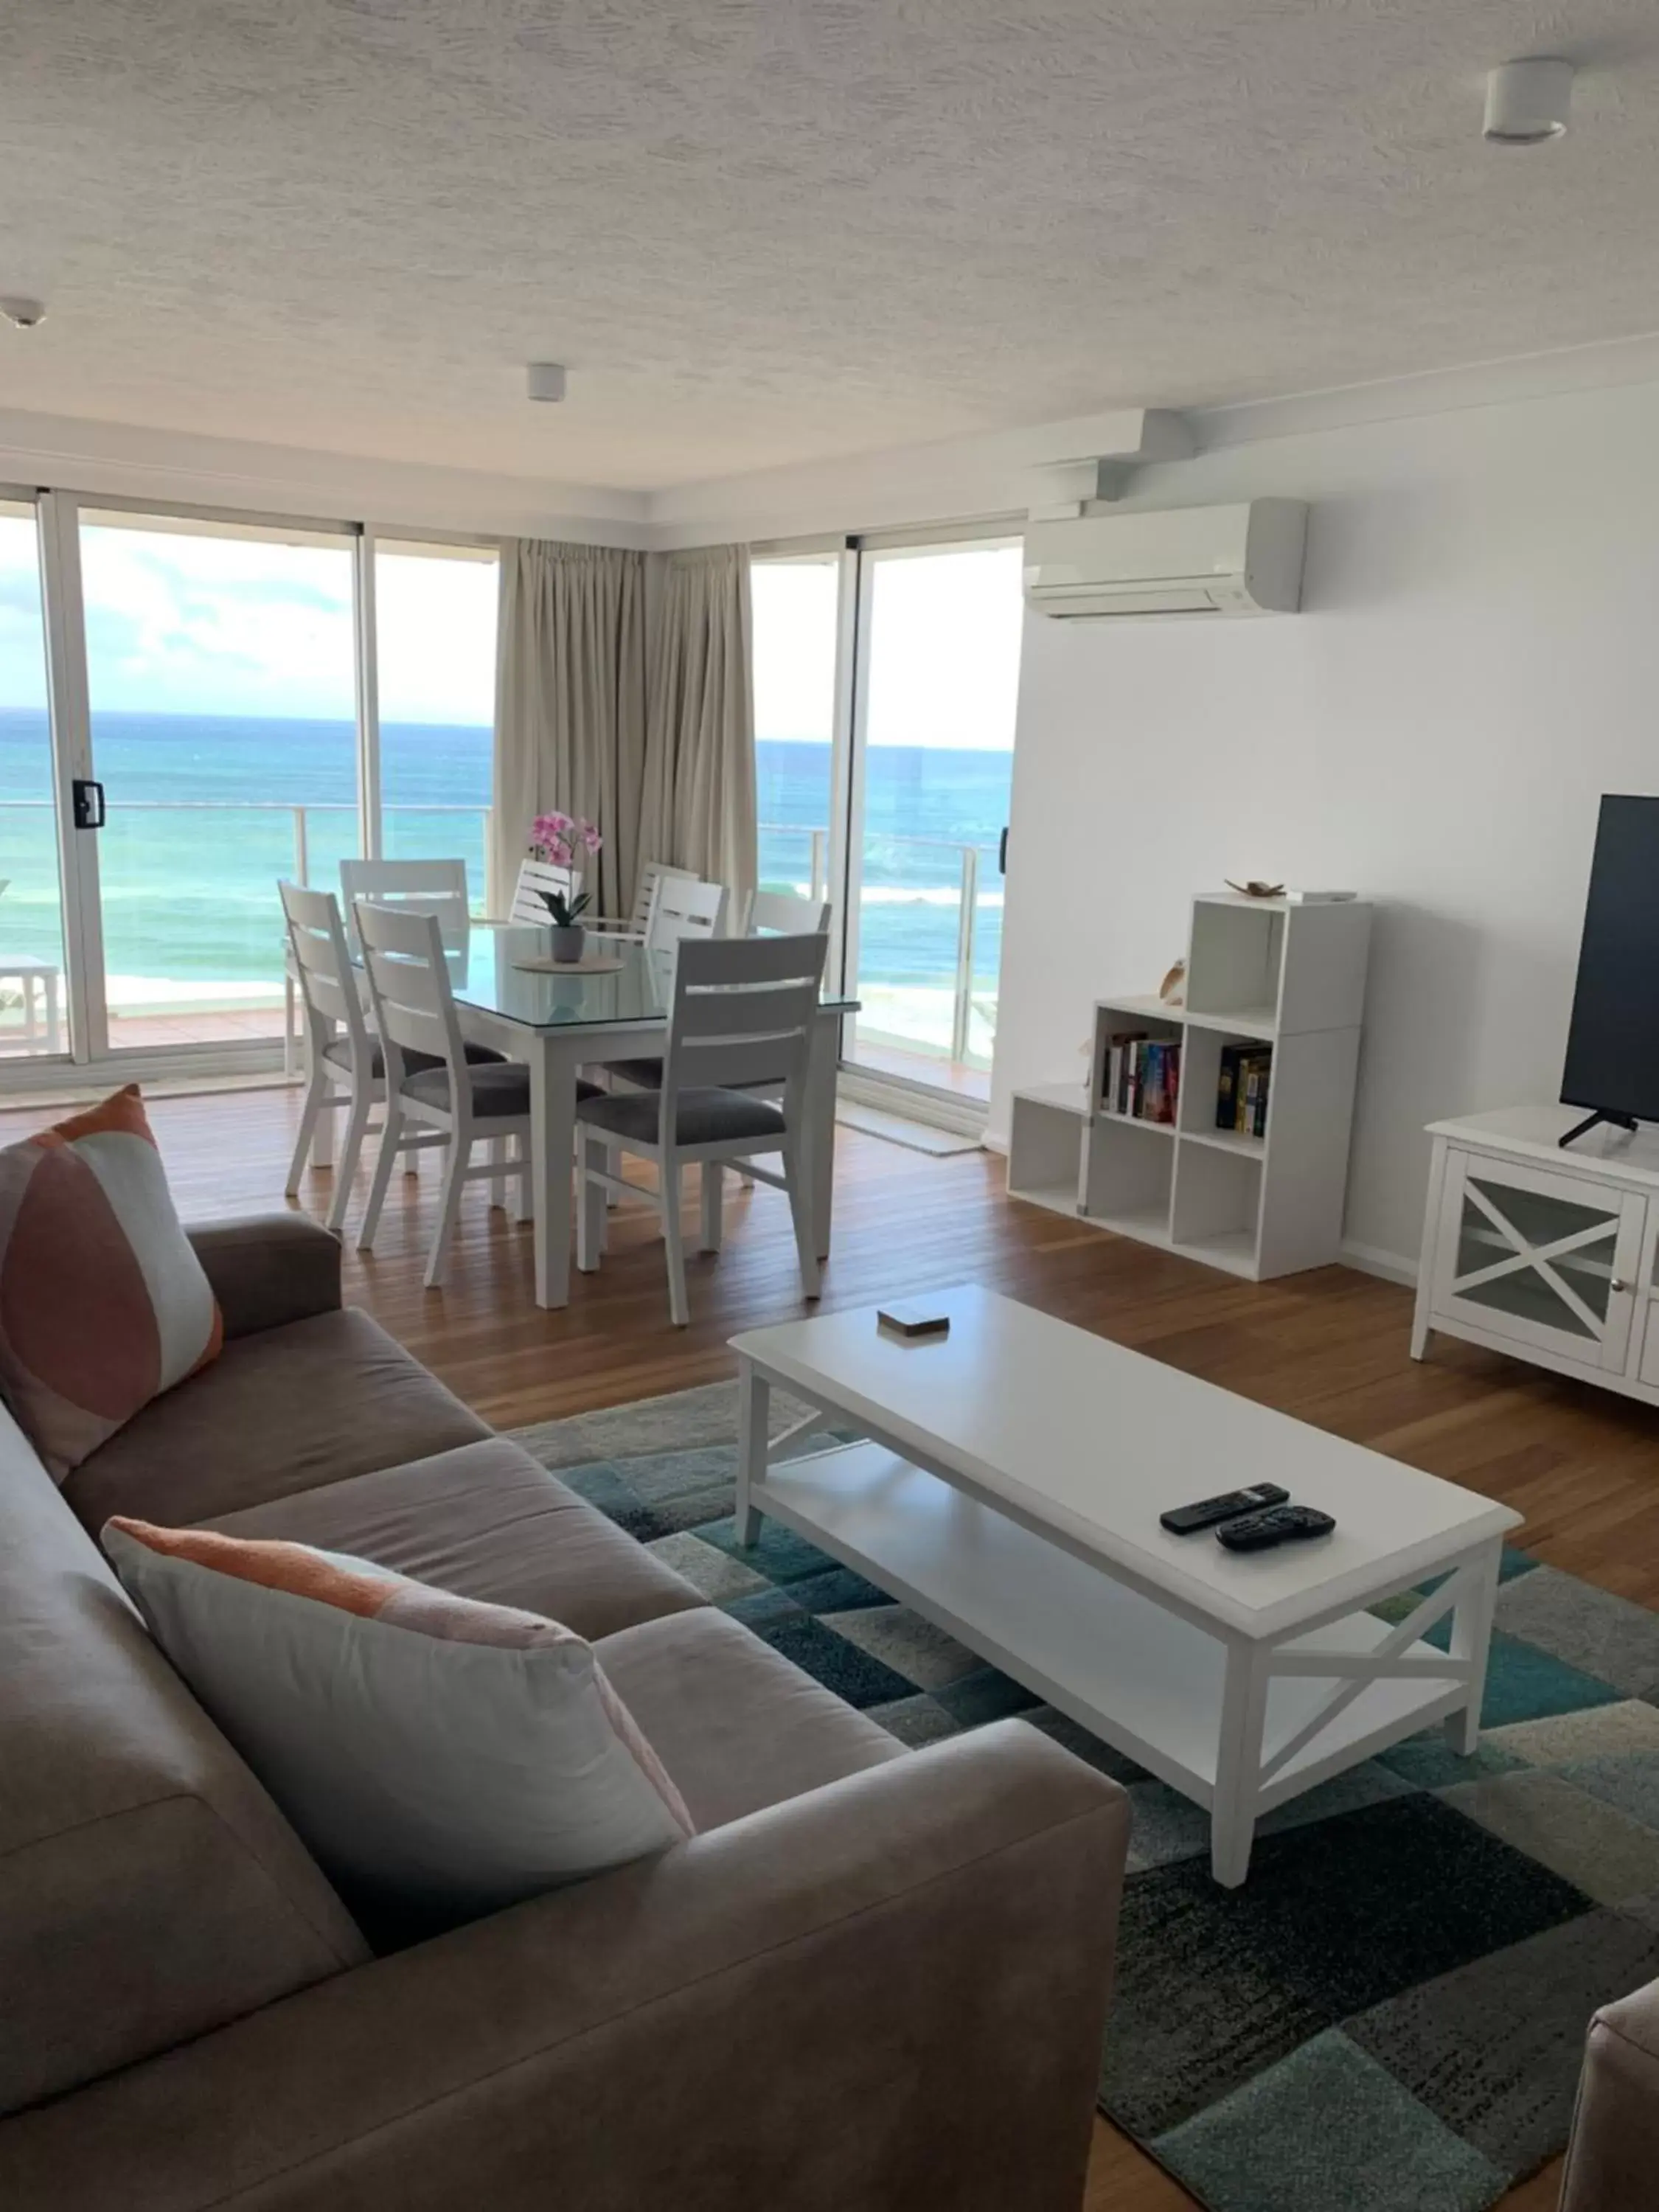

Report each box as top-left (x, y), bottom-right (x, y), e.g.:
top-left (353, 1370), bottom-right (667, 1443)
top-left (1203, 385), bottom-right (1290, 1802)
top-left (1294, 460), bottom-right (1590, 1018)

top-left (1023, 499), bottom-right (1307, 620)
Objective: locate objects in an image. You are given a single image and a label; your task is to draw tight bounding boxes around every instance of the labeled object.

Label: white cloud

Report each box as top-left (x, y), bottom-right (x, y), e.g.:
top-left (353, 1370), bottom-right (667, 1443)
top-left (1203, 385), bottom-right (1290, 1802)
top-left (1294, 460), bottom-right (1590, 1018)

top-left (0, 520), bottom-right (498, 727)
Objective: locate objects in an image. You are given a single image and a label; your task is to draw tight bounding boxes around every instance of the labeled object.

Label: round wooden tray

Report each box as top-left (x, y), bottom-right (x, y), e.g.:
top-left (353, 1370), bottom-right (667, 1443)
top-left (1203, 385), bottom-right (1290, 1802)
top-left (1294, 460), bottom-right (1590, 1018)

top-left (510, 951), bottom-right (627, 975)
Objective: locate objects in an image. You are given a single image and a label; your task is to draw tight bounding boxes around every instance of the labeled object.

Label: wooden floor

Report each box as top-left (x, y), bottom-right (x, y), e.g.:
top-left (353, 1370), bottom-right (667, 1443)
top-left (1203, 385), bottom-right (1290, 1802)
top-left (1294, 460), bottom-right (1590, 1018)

top-left (13, 1081), bottom-right (1649, 2211)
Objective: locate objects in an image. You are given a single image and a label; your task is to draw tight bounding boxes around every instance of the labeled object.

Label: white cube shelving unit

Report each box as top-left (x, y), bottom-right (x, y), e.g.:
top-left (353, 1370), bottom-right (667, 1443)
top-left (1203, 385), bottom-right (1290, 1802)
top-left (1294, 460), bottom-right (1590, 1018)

top-left (1006, 893), bottom-right (1372, 1281)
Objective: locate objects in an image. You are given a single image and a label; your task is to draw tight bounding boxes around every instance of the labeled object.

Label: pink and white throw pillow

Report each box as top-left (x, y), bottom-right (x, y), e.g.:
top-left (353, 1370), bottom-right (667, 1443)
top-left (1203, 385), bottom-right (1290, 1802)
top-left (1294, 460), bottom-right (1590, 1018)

top-left (0, 1086), bottom-right (220, 1478)
top-left (102, 1518), bottom-right (694, 1924)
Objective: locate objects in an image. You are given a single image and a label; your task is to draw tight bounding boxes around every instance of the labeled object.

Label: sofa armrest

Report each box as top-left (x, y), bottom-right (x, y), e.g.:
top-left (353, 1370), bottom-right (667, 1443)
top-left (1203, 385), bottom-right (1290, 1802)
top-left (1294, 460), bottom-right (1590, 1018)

top-left (1560, 1974), bottom-right (1659, 2211)
top-left (0, 1721), bottom-right (1129, 2212)
top-left (187, 1213), bottom-right (343, 1340)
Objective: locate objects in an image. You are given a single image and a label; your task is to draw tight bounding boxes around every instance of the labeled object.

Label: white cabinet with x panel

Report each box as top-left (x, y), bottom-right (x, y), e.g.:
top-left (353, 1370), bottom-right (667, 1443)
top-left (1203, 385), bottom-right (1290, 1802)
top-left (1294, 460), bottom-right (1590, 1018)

top-left (1413, 1105), bottom-right (1659, 1401)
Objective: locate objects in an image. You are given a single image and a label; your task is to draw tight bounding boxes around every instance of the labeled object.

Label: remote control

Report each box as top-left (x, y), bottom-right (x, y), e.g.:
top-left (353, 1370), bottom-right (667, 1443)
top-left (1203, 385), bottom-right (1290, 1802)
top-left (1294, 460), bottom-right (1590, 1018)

top-left (1160, 1483), bottom-right (1290, 1536)
top-left (1215, 1504), bottom-right (1337, 1553)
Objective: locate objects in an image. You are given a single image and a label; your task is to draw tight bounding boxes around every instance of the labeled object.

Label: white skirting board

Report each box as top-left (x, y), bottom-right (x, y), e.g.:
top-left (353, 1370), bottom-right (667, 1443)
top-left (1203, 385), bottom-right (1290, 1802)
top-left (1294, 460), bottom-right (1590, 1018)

top-left (1338, 1239), bottom-right (1419, 1287)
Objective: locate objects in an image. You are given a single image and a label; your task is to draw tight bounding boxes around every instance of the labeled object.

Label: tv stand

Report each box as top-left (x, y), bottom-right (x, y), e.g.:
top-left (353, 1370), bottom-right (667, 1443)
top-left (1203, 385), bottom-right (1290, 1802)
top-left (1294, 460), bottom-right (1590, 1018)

top-left (1559, 1108), bottom-right (1638, 1150)
top-left (1414, 1105), bottom-right (1659, 1408)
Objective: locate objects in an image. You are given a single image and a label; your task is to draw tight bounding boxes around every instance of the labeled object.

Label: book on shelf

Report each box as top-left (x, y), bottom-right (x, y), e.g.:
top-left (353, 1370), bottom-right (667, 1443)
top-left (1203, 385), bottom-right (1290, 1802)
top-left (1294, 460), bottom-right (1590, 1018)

top-left (1103, 1032), bottom-right (1180, 1125)
top-left (1216, 1043), bottom-right (1272, 1138)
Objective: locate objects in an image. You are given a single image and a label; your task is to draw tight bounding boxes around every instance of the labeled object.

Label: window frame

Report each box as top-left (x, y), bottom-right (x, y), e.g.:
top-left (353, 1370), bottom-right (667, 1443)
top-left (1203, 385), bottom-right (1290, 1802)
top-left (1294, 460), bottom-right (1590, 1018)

top-left (0, 482), bottom-right (500, 1079)
top-left (751, 521), bottom-right (1023, 1116)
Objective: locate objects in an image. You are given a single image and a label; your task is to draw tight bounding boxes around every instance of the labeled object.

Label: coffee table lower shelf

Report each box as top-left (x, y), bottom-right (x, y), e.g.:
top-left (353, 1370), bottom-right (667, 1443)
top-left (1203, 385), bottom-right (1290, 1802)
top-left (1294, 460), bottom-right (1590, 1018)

top-left (749, 1441), bottom-right (1478, 1883)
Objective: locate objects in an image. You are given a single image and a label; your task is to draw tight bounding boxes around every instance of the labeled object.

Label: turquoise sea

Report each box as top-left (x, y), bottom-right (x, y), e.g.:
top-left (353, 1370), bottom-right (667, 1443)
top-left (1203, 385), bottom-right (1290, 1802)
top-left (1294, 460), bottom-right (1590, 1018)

top-left (0, 711), bottom-right (1008, 997)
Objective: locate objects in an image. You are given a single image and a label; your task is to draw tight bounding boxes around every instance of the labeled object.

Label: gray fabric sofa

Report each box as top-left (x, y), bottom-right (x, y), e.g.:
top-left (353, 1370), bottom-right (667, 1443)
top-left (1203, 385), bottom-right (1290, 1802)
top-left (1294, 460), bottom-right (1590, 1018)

top-left (1559, 1974), bottom-right (1659, 2211)
top-left (0, 1212), bottom-right (1130, 2211)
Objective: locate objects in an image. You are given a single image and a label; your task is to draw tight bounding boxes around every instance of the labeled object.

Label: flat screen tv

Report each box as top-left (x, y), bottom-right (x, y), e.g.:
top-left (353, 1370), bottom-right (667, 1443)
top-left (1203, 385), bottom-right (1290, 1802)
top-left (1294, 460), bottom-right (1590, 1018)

top-left (1560, 794), bottom-right (1659, 1147)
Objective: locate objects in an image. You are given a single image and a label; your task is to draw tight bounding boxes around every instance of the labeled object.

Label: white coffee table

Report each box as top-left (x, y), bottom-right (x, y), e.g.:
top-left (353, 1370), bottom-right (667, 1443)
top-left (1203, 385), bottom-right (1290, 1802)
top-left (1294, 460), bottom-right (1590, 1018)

top-left (730, 1285), bottom-right (1520, 1885)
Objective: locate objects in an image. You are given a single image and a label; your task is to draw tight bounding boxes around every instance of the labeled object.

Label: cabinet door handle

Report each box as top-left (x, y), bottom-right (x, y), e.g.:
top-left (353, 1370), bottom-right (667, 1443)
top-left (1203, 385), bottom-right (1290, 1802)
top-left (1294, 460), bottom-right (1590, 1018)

top-left (1610, 1277), bottom-right (1630, 1294)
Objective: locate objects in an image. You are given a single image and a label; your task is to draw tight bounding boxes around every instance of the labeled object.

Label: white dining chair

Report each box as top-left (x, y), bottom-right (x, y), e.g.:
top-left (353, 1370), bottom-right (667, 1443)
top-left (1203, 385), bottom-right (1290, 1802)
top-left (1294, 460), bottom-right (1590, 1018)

top-left (574, 933), bottom-right (829, 1326)
top-left (742, 887), bottom-right (835, 937)
top-left (725, 888), bottom-right (836, 1186)
top-left (645, 874), bottom-right (728, 949)
top-left (587, 858), bottom-right (698, 944)
top-left (508, 858), bottom-right (578, 925)
top-left (597, 877), bottom-right (731, 1097)
top-left (355, 901), bottom-right (553, 1287)
top-left (340, 858), bottom-right (470, 950)
top-left (280, 881), bottom-right (380, 1232)
top-left (282, 883), bottom-right (507, 1232)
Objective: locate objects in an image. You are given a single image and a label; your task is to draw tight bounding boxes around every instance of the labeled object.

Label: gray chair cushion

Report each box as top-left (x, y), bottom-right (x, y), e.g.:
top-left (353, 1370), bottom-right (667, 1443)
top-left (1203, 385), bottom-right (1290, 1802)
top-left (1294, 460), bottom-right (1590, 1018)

top-left (400, 1062), bottom-right (599, 1117)
top-left (324, 1037), bottom-right (502, 1081)
top-left (577, 1087), bottom-right (787, 1147)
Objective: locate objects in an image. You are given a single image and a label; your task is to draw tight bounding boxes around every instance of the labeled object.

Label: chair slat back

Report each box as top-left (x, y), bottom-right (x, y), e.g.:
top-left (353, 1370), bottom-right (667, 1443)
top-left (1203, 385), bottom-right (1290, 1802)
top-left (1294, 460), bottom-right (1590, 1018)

top-left (509, 858), bottom-right (579, 925)
top-left (630, 858), bottom-right (696, 936)
top-left (280, 880), bottom-right (369, 1052)
top-left (645, 875), bottom-right (729, 950)
top-left (744, 888), bottom-right (835, 937)
top-left (661, 933), bottom-right (827, 1098)
top-left (353, 900), bottom-right (466, 1079)
top-left (341, 859), bottom-right (470, 950)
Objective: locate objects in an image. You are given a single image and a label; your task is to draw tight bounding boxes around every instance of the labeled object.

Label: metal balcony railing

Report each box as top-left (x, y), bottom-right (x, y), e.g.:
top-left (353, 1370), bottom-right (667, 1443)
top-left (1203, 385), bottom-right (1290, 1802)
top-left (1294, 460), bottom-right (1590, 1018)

top-left (0, 804), bottom-right (1000, 1074)
top-left (757, 820), bottom-right (999, 1073)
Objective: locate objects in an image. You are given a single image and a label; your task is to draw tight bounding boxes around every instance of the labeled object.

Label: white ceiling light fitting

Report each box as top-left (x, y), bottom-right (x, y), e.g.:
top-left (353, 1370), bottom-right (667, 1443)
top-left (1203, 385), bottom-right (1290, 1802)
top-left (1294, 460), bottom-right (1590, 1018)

top-left (526, 362), bottom-right (567, 403)
top-left (0, 297), bottom-right (46, 330)
top-left (1484, 59), bottom-right (1573, 147)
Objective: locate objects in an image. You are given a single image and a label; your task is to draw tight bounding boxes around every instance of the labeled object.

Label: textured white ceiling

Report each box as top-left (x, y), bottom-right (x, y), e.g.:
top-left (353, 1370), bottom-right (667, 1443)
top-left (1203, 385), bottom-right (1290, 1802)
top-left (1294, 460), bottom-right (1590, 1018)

top-left (2, 1), bottom-right (1658, 491)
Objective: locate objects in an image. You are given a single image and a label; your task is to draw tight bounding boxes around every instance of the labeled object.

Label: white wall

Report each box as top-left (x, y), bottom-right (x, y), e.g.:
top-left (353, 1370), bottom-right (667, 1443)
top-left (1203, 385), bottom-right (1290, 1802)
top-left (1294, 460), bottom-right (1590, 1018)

top-left (992, 375), bottom-right (1659, 1276)
top-left (0, 407), bottom-right (649, 544)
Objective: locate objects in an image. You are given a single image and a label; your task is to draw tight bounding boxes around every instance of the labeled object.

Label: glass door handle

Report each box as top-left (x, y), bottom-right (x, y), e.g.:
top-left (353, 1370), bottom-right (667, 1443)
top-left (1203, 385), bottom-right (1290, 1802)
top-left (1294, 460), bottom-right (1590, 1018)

top-left (998, 826), bottom-right (1009, 875)
top-left (72, 779), bottom-right (106, 830)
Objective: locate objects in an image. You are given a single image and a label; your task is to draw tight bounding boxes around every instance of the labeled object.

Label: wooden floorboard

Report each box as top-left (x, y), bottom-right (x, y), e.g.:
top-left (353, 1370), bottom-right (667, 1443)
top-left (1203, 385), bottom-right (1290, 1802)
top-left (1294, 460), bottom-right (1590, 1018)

top-left (8, 1079), bottom-right (1628, 2212)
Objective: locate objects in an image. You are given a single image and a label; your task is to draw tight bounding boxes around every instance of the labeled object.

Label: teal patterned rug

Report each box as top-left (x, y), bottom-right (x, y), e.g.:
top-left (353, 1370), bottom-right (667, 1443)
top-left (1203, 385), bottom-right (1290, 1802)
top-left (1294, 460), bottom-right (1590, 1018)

top-left (509, 1382), bottom-right (1659, 2212)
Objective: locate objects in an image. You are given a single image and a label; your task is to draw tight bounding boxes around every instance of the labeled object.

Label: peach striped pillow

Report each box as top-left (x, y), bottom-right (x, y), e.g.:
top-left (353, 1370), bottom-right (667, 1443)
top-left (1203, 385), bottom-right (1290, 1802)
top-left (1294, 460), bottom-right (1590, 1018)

top-left (0, 1086), bottom-right (221, 1478)
top-left (103, 1519), bottom-right (693, 1926)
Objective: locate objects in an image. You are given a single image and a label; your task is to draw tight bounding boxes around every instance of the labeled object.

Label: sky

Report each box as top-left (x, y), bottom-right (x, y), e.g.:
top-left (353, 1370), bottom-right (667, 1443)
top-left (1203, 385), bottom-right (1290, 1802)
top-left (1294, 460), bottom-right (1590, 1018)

top-left (1, 516), bottom-right (1023, 748)
top-left (753, 542), bottom-right (1023, 750)
top-left (0, 513), bottom-right (496, 725)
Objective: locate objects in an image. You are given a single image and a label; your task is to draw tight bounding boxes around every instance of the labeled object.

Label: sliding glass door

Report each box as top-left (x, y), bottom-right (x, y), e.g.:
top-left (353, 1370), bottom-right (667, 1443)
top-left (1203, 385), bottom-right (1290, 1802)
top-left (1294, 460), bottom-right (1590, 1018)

top-left (0, 502), bottom-right (66, 1059)
top-left (375, 541), bottom-right (498, 900)
top-left (77, 512), bottom-right (359, 1048)
top-left (751, 552), bottom-right (844, 916)
top-left (751, 532), bottom-right (1023, 1110)
top-left (0, 490), bottom-right (499, 1079)
top-left (848, 541), bottom-right (1022, 1099)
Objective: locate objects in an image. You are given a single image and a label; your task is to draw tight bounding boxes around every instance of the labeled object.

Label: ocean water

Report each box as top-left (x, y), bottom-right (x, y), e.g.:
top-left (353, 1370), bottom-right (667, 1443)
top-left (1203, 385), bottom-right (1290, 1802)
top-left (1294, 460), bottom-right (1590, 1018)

top-left (0, 710), bottom-right (1009, 998)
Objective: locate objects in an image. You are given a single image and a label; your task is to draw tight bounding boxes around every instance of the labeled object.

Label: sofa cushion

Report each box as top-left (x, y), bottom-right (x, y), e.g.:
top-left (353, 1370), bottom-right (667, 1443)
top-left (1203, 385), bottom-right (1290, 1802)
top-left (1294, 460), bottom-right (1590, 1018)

top-left (62, 1307), bottom-right (489, 1532)
top-left (105, 1520), bottom-right (695, 1936)
top-left (204, 1436), bottom-right (706, 1641)
top-left (0, 1400), bottom-right (365, 2119)
top-left (187, 1212), bottom-right (343, 1341)
top-left (0, 1085), bottom-right (222, 1479)
top-left (577, 1086), bottom-right (787, 1148)
top-left (594, 1607), bottom-right (905, 1832)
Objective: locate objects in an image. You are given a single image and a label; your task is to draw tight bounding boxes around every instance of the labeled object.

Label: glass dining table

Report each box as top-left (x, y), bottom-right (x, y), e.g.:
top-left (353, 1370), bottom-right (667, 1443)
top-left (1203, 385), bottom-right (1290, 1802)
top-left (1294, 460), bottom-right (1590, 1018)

top-left (436, 925), bottom-right (858, 1310)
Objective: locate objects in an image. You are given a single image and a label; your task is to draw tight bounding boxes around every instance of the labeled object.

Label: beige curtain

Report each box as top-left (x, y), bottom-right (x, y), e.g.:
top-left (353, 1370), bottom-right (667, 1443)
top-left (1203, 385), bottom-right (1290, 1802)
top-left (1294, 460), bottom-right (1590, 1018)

top-left (639, 546), bottom-right (757, 914)
top-left (490, 540), bottom-right (647, 919)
